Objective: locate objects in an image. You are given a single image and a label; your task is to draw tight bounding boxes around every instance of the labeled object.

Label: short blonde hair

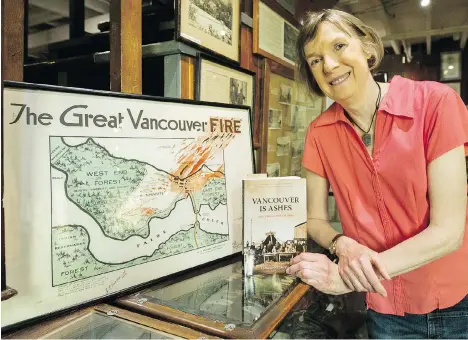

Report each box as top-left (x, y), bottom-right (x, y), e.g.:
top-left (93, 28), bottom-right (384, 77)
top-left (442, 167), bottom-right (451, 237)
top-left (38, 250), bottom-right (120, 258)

top-left (296, 9), bottom-right (384, 97)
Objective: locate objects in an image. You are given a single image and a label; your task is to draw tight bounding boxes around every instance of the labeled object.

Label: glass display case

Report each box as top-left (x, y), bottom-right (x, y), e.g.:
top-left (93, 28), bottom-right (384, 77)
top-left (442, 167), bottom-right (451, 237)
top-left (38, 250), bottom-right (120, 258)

top-left (3, 304), bottom-right (216, 339)
top-left (114, 256), bottom-right (310, 338)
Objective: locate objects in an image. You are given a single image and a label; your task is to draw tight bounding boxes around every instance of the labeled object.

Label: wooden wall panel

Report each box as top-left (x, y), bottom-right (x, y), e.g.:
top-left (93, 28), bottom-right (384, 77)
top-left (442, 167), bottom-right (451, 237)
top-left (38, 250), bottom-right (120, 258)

top-left (181, 55), bottom-right (196, 100)
top-left (1, 0), bottom-right (23, 300)
top-left (109, 0), bottom-right (142, 94)
top-left (1, 0), bottom-right (24, 81)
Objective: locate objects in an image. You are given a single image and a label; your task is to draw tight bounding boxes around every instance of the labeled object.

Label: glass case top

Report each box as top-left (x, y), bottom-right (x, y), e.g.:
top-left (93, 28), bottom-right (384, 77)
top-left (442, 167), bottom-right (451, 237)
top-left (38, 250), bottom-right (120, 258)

top-left (43, 311), bottom-right (177, 339)
top-left (131, 261), bottom-right (298, 327)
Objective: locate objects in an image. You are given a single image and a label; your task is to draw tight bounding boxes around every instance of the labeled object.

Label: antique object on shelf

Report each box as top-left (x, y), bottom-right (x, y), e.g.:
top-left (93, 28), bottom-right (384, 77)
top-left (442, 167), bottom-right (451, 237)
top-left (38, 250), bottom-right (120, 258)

top-left (440, 51), bottom-right (462, 81)
top-left (253, 0), bottom-right (301, 68)
top-left (260, 59), bottom-right (324, 175)
top-left (2, 81), bottom-right (254, 329)
top-left (3, 304), bottom-right (218, 339)
top-left (114, 256), bottom-right (310, 339)
top-left (177, 0), bottom-right (241, 62)
top-left (196, 53), bottom-right (255, 121)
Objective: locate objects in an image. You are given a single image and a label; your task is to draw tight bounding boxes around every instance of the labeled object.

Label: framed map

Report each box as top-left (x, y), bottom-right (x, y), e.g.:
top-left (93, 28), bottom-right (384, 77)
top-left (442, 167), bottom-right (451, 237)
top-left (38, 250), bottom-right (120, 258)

top-left (2, 82), bottom-right (254, 329)
top-left (177, 0), bottom-right (240, 62)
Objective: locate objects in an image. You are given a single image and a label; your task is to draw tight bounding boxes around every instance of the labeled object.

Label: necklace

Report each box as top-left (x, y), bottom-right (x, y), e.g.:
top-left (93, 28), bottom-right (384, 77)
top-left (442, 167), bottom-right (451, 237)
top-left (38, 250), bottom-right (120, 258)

top-left (344, 81), bottom-right (381, 147)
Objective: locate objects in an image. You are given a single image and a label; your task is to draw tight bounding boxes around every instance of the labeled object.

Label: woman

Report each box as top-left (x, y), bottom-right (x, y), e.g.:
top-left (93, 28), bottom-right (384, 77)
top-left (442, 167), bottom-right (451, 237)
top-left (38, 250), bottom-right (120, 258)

top-left (285, 9), bottom-right (468, 339)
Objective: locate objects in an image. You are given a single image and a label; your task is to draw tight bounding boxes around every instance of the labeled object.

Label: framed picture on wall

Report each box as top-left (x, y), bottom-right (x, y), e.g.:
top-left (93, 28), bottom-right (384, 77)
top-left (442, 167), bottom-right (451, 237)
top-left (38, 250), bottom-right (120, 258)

top-left (253, 0), bottom-right (301, 68)
top-left (196, 54), bottom-right (255, 118)
top-left (176, 0), bottom-right (240, 62)
top-left (440, 51), bottom-right (461, 81)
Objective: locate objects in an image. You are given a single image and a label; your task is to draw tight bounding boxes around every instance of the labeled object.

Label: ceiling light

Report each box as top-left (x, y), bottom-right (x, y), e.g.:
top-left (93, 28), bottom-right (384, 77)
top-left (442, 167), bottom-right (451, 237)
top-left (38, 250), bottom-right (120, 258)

top-left (421, 0), bottom-right (430, 7)
top-left (448, 65), bottom-right (454, 70)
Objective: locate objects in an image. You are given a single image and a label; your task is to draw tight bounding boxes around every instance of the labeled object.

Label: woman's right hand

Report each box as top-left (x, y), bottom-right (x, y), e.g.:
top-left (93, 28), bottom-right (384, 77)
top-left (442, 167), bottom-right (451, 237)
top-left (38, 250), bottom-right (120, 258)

top-left (287, 252), bottom-right (352, 295)
top-left (335, 236), bottom-right (391, 296)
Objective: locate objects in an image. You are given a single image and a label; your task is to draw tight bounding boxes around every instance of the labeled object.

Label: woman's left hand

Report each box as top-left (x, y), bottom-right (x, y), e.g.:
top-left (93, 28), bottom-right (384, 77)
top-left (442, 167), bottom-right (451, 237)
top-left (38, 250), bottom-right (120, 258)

top-left (335, 236), bottom-right (391, 296)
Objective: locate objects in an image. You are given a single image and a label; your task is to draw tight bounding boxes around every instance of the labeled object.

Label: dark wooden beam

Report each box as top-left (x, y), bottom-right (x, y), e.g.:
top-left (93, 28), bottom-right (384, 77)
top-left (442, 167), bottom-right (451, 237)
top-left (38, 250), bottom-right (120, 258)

top-left (109, 0), bottom-right (142, 94)
top-left (2, 0), bottom-right (24, 81)
top-left (70, 0), bottom-right (85, 39)
top-left (24, 0), bottom-right (28, 63)
top-left (1, 0), bottom-right (24, 300)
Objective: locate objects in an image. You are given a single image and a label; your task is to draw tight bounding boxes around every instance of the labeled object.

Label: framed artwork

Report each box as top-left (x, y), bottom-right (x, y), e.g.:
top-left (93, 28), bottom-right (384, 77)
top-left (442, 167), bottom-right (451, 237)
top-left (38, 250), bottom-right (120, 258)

top-left (3, 304), bottom-right (214, 339)
top-left (196, 53), bottom-right (255, 122)
top-left (115, 256), bottom-right (310, 339)
top-left (253, 0), bottom-right (301, 68)
top-left (446, 82), bottom-right (461, 95)
top-left (440, 51), bottom-right (462, 81)
top-left (2, 81), bottom-right (254, 329)
top-left (177, 0), bottom-right (240, 62)
top-left (260, 59), bottom-right (324, 175)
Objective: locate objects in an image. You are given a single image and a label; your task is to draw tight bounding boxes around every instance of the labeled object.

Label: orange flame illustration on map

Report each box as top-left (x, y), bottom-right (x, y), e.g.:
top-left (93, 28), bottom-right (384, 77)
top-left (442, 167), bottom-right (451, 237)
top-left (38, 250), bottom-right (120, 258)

top-left (173, 132), bottom-right (235, 179)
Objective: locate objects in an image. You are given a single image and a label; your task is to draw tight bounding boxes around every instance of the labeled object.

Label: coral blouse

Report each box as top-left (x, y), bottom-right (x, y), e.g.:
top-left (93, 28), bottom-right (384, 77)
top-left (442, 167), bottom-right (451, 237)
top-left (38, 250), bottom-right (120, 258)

top-left (302, 76), bottom-right (468, 315)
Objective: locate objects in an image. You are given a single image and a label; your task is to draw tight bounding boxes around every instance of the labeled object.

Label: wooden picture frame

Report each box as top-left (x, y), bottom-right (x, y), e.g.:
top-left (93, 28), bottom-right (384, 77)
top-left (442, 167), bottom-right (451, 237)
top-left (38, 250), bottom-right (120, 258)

top-left (196, 53), bottom-right (256, 129)
top-left (440, 51), bottom-right (462, 81)
top-left (253, 0), bottom-right (301, 69)
top-left (2, 81), bottom-right (255, 330)
top-left (260, 59), bottom-right (324, 175)
top-left (176, 0), bottom-right (241, 62)
top-left (3, 304), bottom-right (218, 339)
top-left (114, 256), bottom-right (310, 339)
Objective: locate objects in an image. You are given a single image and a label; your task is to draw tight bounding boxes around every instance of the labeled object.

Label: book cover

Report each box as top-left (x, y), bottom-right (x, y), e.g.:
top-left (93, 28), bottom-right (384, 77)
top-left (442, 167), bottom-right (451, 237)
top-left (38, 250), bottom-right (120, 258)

top-left (243, 176), bottom-right (307, 275)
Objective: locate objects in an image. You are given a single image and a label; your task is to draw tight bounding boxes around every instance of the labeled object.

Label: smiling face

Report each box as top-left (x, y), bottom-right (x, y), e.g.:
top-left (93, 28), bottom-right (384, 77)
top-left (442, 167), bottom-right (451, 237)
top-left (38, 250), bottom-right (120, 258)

top-left (304, 21), bottom-right (372, 103)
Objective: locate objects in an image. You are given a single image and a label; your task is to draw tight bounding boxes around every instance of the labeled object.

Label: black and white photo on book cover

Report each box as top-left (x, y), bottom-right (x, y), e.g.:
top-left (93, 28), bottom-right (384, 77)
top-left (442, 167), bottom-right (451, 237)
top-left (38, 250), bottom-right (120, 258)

top-left (243, 177), bottom-right (307, 275)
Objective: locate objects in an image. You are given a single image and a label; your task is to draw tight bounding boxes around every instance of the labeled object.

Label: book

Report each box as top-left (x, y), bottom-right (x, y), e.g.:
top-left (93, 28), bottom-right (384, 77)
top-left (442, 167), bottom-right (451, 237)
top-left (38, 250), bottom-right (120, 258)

top-left (242, 176), bottom-right (307, 276)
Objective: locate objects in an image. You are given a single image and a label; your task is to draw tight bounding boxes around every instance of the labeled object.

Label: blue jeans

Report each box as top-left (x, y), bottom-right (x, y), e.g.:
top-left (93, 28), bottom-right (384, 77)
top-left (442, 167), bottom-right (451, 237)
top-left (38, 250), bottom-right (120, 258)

top-left (367, 295), bottom-right (468, 339)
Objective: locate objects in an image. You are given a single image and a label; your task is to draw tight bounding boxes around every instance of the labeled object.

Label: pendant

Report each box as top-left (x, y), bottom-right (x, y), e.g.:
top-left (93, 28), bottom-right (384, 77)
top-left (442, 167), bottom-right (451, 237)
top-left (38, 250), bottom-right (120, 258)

top-left (362, 133), bottom-right (372, 146)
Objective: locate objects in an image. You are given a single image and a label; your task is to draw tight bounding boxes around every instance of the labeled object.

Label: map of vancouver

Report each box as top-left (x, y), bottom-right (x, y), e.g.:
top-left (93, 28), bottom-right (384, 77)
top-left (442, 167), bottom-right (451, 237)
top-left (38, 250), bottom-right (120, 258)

top-left (50, 136), bottom-right (229, 286)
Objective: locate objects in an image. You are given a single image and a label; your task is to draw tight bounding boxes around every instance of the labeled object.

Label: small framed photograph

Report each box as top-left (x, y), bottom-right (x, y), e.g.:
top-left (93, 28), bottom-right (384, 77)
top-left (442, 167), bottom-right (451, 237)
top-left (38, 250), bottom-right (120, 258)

top-left (276, 136), bottom-right (291, 156)
top-left (253, 0), bottom-right (300, 68)
top-left (440, 51), bottom-right (461, 81)
top-left (196, 54), bottom-right (255, 112)
top-left (291, 139), bottom-right (304, 158)
top-left (177, 0), bottom-right (240, 62)
top-left (279, 84), bottom-right (292, 104)
top-left (267, 162), bottom-right (281, 177)
top-left (268, 108), bottom-right (283, 129)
